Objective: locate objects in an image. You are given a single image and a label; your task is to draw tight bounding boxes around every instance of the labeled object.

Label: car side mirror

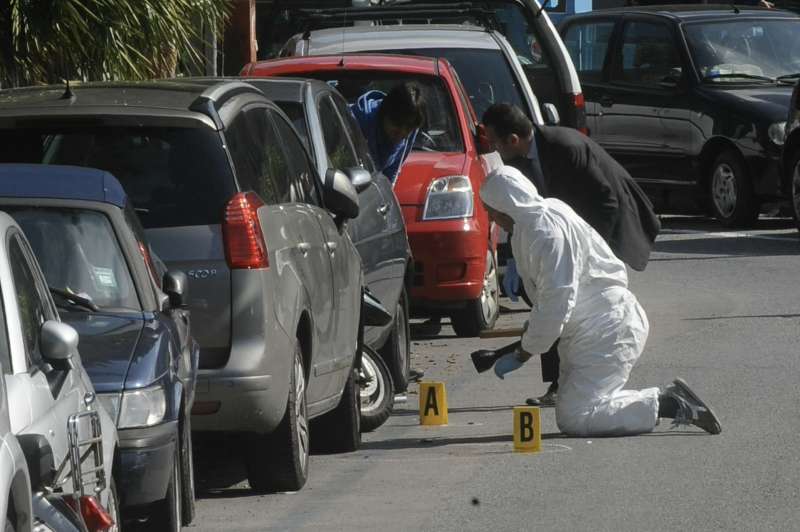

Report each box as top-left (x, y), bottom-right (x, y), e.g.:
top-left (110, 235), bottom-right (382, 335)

top-left (344, 167), bottom-right (372, 193)
top-left (543, 103), bottom-right (561, 126)
top-left (475, 123), bottom-right (494, 155)
top-left (659, 67), bottom-right (685, 91)
top-left (323, 168), bottom-right (360, 220)
top-left (18, 434), bottom-right (56, 491)
top-left (162, 270), bottom-right (189, 309)
top-left (40, 321), bottom-right (78, 362)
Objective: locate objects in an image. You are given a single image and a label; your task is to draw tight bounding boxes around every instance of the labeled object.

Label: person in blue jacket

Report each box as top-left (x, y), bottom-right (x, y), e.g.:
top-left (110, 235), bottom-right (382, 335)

top-left (350, 82), bottom-right (425, 183)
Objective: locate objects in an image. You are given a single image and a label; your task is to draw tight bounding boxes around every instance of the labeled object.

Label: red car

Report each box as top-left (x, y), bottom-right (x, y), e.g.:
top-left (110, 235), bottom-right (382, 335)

top-left (243, 55), bottom-right (500, 336)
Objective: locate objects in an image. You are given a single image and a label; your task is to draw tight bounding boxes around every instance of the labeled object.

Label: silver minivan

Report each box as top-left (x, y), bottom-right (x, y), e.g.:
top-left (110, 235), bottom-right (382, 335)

top-left (0, 80), bottom-right (366, 494)
top-left (273, 0), bottom-right (584, 129)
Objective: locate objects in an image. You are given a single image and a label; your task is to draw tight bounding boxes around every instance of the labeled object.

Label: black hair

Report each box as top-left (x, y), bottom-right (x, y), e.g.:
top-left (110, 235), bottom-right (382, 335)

top-left (380, 82), bottom-right (425, 130)
top-left (482, 103), bottom-right (533, 139)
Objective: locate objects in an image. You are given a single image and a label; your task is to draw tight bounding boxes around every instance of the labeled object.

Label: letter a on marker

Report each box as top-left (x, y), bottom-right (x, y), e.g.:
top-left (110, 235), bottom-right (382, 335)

top-left (424, 386), bottom-right (439, 416)
top-left (419, 382), bottom-right (448, 425)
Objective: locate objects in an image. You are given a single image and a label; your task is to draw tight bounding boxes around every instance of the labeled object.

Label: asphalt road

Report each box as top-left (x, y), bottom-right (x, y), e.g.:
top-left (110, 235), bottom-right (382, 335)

top-left (188, 216), bottom-right (800, 532)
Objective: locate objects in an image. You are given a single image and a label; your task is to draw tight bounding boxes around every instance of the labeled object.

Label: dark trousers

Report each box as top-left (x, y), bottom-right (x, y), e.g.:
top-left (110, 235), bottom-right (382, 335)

top-left (541, 340), bottom-right (560, 384)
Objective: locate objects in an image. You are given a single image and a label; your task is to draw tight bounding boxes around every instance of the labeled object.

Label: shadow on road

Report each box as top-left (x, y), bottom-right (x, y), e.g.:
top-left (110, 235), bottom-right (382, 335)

top-left (685, 313), bottom-right (800, 321)
top-left (361, 431), bottom-right (566, 451)
top-left (389, 405), bottom-right (540, 417)
top-left (653, 233), bottom-right (800, 259)
top-left (658, 215), bottom-right (795, 234)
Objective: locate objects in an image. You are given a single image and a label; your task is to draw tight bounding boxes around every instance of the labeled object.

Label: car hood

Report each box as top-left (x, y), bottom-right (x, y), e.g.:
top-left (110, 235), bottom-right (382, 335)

top-left (394, 151), bottom-right (468, 205)
top-left (699, 85), bottom-right (793, 123)
top-left (61, 312), bottom-right (145, 394)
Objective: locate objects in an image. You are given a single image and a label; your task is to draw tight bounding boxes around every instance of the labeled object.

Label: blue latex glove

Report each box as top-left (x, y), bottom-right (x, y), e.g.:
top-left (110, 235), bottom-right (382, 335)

top-left (494, 352), bottom-right (524, 380)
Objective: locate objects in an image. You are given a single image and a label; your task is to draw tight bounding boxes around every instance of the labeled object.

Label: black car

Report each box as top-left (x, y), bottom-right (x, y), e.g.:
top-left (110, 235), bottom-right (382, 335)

top-left (560, 5), bottom-right (800, 226)
top-left (0, 166), bottom-right (198, 530)
top-left (242, 77), bottom-right (412, 423)
top-left (782, 80), bottom-right (800, 230)
top-left (244, 79), bottom-right (410, 362)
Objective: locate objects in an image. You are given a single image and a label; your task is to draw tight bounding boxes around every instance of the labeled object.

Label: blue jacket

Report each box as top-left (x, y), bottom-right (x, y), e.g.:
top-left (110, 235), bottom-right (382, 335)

top-left (350, 90), bottom-right (418, 183)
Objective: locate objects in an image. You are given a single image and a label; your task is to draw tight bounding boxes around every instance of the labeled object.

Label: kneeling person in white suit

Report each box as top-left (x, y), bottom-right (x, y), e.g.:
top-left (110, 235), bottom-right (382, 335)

top-left (481, 166), bottom-right (721, 437)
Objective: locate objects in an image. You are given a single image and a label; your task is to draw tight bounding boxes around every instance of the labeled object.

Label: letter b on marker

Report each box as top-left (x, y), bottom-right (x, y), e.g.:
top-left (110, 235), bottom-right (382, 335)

top-left (513, 406), bottom-right (541, 453)
top-left (419, 382), bottom-right (448, 425)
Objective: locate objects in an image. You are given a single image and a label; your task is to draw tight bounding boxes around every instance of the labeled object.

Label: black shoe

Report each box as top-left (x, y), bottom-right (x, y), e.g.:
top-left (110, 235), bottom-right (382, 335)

top-left (664, 378), bottom-right (722, 434)
top-left (408, 368), bottom-right (425, 383)
top-left (525, 388), bottom-right (557, 407)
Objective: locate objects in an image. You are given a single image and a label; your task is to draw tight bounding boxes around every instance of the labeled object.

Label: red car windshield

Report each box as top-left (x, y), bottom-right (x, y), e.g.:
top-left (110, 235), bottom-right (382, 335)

top-left (290, 71), bottom-right (464, 153)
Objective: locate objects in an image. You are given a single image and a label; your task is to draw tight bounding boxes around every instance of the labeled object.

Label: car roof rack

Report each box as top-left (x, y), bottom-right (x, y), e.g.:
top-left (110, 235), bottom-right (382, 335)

top-left (188, 81), bottom-right (263, 129)
top-left (291, 2), bottom-right (502, 35)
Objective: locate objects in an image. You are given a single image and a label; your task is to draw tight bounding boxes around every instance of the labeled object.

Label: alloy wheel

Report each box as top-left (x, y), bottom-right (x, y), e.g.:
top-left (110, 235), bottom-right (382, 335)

top-left (359, 349), bottom-right (387, 414)
top-left (295, 355), bottom-right (309, 475)
top-left (479, 250), bottom-right (499, 325)
top-left (712, 163), bottom-right (737, 219)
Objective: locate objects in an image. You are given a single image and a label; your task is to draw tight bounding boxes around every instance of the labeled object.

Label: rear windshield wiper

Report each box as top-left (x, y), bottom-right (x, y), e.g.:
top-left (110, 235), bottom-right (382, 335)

top-left (50, 287), bottom-right (99, 312)
top-left (703, 73), bottom-right (775, 83)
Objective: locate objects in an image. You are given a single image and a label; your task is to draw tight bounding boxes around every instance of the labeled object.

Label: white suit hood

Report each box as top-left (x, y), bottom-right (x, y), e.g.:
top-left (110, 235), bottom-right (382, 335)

top-left (479, 165), bottom-right (545, 223)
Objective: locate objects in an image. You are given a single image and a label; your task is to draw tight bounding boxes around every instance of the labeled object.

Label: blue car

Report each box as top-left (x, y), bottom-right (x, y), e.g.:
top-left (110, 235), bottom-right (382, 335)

top-left (0, 164), bottom-right (199, 531)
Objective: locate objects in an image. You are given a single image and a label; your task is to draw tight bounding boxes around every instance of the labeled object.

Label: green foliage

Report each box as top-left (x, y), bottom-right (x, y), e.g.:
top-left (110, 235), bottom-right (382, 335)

top-left (0, 0), bottom-right (231, 87)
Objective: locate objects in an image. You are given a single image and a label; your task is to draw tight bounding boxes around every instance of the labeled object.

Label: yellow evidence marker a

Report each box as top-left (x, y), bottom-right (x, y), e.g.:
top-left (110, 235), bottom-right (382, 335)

top-left (513, 406), bottom-right (541, 453)
top-left (419, 382), bottom-right (448, 425)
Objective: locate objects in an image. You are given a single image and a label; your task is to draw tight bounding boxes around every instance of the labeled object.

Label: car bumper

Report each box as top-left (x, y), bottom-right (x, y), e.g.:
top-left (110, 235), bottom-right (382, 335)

top-left (403, 210), bottom-right (487, 306)
top-left (116, 421), bottom-right (178, 508)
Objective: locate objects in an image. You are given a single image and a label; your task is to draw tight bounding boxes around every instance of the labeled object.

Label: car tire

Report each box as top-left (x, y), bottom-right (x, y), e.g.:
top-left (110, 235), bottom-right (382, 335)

top-left (179, 414), bottom-right (195, 526)
top-left (246, 343), bottom-right (309, 493)
top-left (450, 249), bottom-right (499, 337)
top-left (709, 150), bottom-right (759, 227)
top-left (153, 440), bottom-right (182, 531)
top-left (789, 150), bottom-right (800, 233)
top-left (312, 364), bottom-right (361, 453)
top-left (359, 345), bottom-right (394, 432)
top-left (379, 287), bottom-right (410, 392)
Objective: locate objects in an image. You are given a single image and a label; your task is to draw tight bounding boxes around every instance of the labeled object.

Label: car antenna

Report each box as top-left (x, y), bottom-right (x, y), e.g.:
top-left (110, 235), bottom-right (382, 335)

top-left (534, 0), bottom-right (552, 19)
top-left (731, 4), bottom-right (740, 13)
top-left (60, 79), bottom-right (74, 100)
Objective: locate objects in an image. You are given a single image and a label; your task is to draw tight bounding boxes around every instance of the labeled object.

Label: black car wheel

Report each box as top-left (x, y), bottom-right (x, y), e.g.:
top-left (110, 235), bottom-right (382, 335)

top-left (379, 287), bottom-right (410, 392)
top-left (312, 364), bottom-right (361, 452)
top-left (790, 151), bottom-right (800, 232)
top-left (709, 150), bottom-right (759, 227)
top-left (451, 249), bottom-right (499, 337)
top-left (153, 444), bottom-right (181, 531)
top-left (179, 414), bottom-right (195, 526)
top-left (359, 345), bottom-right (394, 432)
top-left (246, 343), bottom-right (309, 493)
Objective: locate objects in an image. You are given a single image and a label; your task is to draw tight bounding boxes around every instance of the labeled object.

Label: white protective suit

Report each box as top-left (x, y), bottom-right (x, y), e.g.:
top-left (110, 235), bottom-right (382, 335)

top-left (481, 166), bottom-right (660, 436)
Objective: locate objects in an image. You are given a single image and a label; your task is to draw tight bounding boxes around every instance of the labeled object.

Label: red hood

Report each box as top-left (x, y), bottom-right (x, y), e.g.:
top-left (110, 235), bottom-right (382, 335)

top-left (394, 152), bottom-right (468, 206)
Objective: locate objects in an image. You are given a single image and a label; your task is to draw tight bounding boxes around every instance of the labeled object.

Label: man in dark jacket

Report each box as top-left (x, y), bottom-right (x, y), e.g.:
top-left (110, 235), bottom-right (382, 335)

top-left (481, 103), bottom-right (660, 405)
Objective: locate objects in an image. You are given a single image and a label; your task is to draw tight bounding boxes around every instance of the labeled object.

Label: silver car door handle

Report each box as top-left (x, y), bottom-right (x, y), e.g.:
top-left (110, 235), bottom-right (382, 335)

top-left (377, 204), bottom-right (390, 215)
top-left (326, 241), bottom-right (337, 255)
top-left (297, 242), bottom-right (311, 256)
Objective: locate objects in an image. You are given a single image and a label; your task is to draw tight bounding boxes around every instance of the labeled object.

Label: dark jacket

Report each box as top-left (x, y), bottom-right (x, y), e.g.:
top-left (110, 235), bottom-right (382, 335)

top-left (532, 125), bottom-right (660, 271)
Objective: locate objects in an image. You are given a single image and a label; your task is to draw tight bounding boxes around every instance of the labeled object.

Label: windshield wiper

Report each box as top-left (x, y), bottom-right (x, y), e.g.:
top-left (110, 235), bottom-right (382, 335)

top-left (703, 73), bottom-right (775, 83)
top-left (49, 287), bottom-right (99, 312)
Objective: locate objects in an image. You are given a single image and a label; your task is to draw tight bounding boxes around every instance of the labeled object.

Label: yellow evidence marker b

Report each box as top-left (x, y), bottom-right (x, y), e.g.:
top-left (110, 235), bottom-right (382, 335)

top-left (513, 406), bottom-right (541, 453)
top-left (419, 382), bottom-right (448, 425)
